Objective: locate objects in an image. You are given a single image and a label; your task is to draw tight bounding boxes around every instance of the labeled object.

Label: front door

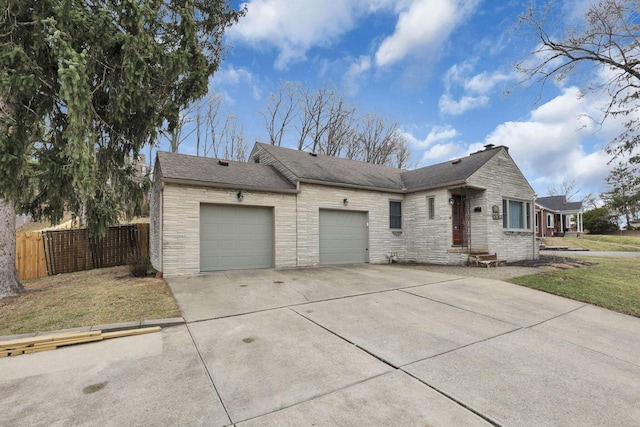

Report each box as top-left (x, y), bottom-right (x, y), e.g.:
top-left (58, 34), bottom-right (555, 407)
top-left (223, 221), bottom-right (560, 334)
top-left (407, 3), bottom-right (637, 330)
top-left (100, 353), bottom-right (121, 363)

top-left (452, 195), bottom-right (466, 246)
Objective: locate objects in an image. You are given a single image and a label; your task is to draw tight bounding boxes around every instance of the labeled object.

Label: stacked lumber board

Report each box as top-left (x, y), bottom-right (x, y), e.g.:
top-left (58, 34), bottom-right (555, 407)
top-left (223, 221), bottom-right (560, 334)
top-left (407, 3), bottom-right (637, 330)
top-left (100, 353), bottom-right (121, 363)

top-left (0, 326), bottom-right (160, 358)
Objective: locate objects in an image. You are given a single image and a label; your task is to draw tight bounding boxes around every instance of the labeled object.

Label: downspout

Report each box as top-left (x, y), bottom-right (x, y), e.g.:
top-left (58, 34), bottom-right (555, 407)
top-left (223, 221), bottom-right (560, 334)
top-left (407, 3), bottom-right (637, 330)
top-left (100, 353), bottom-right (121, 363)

top-left (466, 186), bottom-right (471, 250)
top-left (295, 181), bottom-right (300, 267)
top-left (532, 195), bottom-right (536, 260)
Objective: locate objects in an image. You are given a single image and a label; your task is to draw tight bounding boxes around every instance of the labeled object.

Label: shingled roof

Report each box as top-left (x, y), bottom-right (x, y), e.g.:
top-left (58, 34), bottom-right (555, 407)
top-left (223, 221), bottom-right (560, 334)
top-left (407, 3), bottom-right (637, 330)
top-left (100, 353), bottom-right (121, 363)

top-left (155, 151), bottom-right (296, 192)
top-left (157, 143), bottom-right (511, 194)
top-left (536, 195), bottom-right (583, 212)
top-left (252, 142), bottom-right (507, 192)
top-left (401, 147), bottom-right (504, 191)
top-left (251, 142), bottom-right (405, 190)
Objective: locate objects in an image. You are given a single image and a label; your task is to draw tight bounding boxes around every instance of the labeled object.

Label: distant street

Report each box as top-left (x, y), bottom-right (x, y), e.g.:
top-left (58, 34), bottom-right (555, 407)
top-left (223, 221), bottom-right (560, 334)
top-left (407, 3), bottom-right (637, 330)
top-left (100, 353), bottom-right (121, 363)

top-left (542, 250), bottom-right (640, 258)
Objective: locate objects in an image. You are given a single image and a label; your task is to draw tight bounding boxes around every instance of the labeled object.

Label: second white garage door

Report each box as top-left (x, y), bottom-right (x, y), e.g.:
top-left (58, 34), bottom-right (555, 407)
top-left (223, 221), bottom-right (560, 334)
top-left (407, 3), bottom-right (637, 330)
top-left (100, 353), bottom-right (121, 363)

top-left (319, 210), bottom-right (368, 265)
top-left (200, 204), bottom-right (274, 271)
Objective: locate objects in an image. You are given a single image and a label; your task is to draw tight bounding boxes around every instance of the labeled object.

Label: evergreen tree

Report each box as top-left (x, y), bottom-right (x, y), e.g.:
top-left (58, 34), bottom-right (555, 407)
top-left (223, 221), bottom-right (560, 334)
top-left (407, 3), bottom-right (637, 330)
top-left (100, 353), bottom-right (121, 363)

top-left (601, 162), bottom-right (640, 229)
top-left (0, 0), bottom-right (244, 297)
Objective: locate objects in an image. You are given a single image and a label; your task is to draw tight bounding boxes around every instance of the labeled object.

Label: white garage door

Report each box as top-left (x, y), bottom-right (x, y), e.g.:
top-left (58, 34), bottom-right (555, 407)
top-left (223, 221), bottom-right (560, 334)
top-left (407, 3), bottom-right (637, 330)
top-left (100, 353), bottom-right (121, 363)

top-left (200, 204), bottom-right (274, 271)
top-left (319, 210), bottom-right (368, 265)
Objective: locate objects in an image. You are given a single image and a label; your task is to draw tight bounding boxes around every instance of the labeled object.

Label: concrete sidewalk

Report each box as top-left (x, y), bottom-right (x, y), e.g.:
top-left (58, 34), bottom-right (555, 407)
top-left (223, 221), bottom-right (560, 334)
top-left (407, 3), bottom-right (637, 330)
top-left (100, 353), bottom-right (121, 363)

top-left (1, 264), bottom-right (639, 426)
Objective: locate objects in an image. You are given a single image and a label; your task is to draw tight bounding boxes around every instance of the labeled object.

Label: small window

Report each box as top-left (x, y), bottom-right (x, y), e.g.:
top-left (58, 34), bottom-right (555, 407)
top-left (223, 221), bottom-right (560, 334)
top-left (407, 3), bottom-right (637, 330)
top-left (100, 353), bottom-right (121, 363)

top-left (428, 197), bottom-right (435, 220)
top-left (546, 213), bottom-right (554, 228)
top-left (389, 201), bottom-right (402, 229)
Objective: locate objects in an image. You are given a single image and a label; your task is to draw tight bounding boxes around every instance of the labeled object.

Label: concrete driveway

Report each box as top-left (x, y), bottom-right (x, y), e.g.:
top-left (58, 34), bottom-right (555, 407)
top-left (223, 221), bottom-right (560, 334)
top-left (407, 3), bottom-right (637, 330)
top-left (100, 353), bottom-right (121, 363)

top-left (2, 264), bottom-right (639, 426)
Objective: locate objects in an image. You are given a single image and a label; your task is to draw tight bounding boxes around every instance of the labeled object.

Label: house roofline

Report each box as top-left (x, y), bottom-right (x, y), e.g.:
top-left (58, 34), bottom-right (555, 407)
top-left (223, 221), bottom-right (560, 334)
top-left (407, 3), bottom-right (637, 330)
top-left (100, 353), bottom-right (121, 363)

top-left (299, 178), bottom-right (492, 194)
top-left (405, 180), bottom-right (472, 193)
top-left (160, 177), bottom-right (299, 194)
top-left (298, 178), bottom-right (405, 193)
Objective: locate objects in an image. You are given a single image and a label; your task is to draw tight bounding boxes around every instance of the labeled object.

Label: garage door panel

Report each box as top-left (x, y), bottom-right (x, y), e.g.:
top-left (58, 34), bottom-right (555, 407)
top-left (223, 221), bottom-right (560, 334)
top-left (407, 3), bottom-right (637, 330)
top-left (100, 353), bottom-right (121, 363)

top-left (319, 210), bottom-right (368, 265)
top-left (200, 204), bottom-right (274, 271)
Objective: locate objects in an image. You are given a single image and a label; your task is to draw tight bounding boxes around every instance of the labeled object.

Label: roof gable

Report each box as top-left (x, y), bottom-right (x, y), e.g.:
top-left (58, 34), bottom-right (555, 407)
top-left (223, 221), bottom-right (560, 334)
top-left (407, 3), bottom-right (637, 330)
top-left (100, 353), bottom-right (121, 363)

top-left (401, 147), bottom-right (504, 191)
top-left (155, 151), bottom-right (296, 192)
top-left (252, 143), bottom-right (405, 190)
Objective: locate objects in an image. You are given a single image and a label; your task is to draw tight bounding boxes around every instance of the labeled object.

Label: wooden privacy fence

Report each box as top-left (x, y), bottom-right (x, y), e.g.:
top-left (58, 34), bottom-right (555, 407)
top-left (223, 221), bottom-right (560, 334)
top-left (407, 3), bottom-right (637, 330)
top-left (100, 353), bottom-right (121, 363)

top-left (16, 223), bottom-right (149, 280)
top-left (15, 232), bottom-right (47, 280)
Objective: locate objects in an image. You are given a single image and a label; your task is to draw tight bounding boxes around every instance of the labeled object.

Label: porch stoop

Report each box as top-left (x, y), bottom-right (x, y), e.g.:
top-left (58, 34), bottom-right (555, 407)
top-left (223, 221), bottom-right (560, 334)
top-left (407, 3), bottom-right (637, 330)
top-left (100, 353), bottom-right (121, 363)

top-left (468, 252), bottom-right (507, 268)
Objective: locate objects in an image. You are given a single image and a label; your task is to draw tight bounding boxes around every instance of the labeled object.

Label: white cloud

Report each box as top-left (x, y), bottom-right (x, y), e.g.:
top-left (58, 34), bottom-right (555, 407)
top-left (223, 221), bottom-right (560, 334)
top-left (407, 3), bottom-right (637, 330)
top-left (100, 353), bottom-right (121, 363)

top-left (439, 93), bottom-right (489, 115)
top-left (439, 62), bottom-right (515, 115)
top-left (419, 143), bottom-right (464, 164)
top-left (342, 55), bottom-right (372, 96)
top-left (213, 65), bottom-right (254, 86)
top-left (375, 0), bottom-right (479, 67)
top-left (402, 125), bottom-right (459, 150)
top-left (483, 86), bottom-right (623, 196)
top-left (464, 71), bottom-right (512, 94)
top-left (210, 65), bottom-right (261, 104)
top-left (231, 0), bottom-right (379, 69)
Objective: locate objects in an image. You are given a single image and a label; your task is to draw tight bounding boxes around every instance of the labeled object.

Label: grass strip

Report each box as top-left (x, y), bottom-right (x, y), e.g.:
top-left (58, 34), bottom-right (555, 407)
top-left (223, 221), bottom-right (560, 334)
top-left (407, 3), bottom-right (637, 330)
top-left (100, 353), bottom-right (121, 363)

top-left (509, 256), bottom-right (640, 317)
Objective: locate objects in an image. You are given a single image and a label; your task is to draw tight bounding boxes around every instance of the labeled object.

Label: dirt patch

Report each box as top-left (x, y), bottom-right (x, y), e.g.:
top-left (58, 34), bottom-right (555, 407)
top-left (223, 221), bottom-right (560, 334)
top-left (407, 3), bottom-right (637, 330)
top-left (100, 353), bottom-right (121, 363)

top-left (401, 255), bottom-right (594, 281)
top-left (0, 266), bottom-right (181, 336)
top-left (509, 255), bottom-right (595, 269)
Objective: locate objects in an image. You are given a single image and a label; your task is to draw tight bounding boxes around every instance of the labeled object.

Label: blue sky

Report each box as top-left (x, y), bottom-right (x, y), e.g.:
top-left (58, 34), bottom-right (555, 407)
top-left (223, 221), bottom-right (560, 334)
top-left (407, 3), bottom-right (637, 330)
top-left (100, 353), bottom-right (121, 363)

top-left (161, 0), bottom-right (627, 202)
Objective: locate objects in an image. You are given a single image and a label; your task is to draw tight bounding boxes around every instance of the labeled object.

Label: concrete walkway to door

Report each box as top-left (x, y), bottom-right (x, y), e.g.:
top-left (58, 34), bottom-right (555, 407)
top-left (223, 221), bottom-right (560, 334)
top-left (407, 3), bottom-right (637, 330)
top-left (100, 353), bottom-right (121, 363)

top-left (167, 264), bottom-right (640, 426)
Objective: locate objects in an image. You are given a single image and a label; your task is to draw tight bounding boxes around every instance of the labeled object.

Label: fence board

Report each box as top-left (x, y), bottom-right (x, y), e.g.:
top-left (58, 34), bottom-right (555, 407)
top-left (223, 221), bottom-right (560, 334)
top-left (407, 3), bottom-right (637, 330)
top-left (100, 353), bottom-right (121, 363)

top-left (16, 232), bottom-right (47, 280)
top-left (17, 223), bottom-right (150, 280)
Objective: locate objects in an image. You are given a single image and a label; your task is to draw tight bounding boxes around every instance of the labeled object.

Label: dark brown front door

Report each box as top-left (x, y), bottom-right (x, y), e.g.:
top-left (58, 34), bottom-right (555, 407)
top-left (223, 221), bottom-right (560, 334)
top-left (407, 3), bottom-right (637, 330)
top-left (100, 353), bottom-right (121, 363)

top-left (452, 195), bottom-right (466, 246)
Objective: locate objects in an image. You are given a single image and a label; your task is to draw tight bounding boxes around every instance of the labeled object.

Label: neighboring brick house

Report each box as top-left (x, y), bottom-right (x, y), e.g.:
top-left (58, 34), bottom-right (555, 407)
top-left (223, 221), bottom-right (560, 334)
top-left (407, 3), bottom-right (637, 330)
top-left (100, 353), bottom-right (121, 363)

top-left (535, 195), bottom-right (584, 237)
top-left (150, 142), bottom-right (538, 275)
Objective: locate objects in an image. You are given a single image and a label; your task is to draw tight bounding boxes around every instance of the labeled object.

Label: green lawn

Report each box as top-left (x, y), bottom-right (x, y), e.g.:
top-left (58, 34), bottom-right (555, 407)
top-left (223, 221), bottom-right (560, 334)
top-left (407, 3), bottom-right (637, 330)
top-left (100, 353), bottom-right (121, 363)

top-left (542, 234), bottom-right (640, 252)
top-left (509, 256), bottom-right (640, 317)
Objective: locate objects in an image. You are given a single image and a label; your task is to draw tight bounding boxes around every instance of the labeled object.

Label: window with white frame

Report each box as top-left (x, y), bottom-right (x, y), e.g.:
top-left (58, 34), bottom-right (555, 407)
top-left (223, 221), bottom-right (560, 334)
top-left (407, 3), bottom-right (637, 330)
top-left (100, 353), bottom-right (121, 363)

top-left (546, 213), bottom-right (554, 228)
top-left (503, 198), bottom-right (531, 230)
top-left (428, 197), bottom-right (435, 220)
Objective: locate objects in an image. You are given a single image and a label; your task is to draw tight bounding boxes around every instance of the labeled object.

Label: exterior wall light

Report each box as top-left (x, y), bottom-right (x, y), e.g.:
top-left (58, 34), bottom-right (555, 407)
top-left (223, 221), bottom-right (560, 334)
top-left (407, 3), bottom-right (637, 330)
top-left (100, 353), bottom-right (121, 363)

top-left (449, 198), bottom-right (455, 205)
top-left (343, 198), bottom-right (348, 206)
top-left (237, 191), bottom-right (244, 202)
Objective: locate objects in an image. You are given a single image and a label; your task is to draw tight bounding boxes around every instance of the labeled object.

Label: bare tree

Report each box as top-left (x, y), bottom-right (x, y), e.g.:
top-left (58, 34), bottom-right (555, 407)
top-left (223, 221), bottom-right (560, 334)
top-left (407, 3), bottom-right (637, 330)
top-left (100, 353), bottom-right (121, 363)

top-left (321, 97), bottom-right (357, 157)
top-left (581, 192), bottom-right (600, 210)
top-left (202, 94), bottom-right (224, 158)
top-left (261, 81), bottom-right (299, 146)
top-left (220, 114), bottom-right (248, 161)
top-left (394, 138), bottom-right (412, 169)
top-left (166, 103), bottom-right (199, 153)
top-left (547, 179), bottom-right (581, 200)
top-left (297, 86), bottom-right (334, 152)
top-left (259, 81), bottom-right (412, 166)
top-left (355, 114), bottom-right (405, 166)
top-left (517, 0), bottom-right (640, 161)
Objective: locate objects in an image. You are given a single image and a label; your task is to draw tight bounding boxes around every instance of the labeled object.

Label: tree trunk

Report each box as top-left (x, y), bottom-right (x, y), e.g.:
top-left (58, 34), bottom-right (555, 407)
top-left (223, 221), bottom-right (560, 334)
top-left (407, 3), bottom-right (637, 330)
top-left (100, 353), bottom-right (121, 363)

top-left (0, 198), bottom-right (25, 298)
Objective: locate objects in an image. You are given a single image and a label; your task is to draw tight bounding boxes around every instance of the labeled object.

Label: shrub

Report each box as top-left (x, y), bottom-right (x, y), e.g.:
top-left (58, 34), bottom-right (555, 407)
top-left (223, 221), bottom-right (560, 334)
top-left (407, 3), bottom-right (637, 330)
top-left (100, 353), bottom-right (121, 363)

top-left (127, 252), bottom-right (150, 277)
top-left (583, 207), bottom-right (618, 234)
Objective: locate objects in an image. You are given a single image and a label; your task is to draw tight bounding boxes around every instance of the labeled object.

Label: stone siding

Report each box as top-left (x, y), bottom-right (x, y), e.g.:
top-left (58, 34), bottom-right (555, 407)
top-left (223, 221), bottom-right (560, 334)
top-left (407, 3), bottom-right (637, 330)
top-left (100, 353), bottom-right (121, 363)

top-left (296, 183), bottom-right (404, 266)
top-left (153, 147), bottom-right (538, 274)
top-left (159, 183), bottom-right (297, 275)
top-left (403, 190), bottom-right (453, 264)
top-left (149, 179), bottom-right (162, 271)
top-left (467, 150), bottom-right (538, 262)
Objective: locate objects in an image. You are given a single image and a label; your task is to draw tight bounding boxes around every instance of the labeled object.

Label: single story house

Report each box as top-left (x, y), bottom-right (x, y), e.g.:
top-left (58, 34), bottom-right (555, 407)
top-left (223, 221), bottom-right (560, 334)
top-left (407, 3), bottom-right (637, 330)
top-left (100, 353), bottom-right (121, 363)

top-left (150, 142), bottom-right (538, 275)
top-left (535, 195), bottom-right (584, 237)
